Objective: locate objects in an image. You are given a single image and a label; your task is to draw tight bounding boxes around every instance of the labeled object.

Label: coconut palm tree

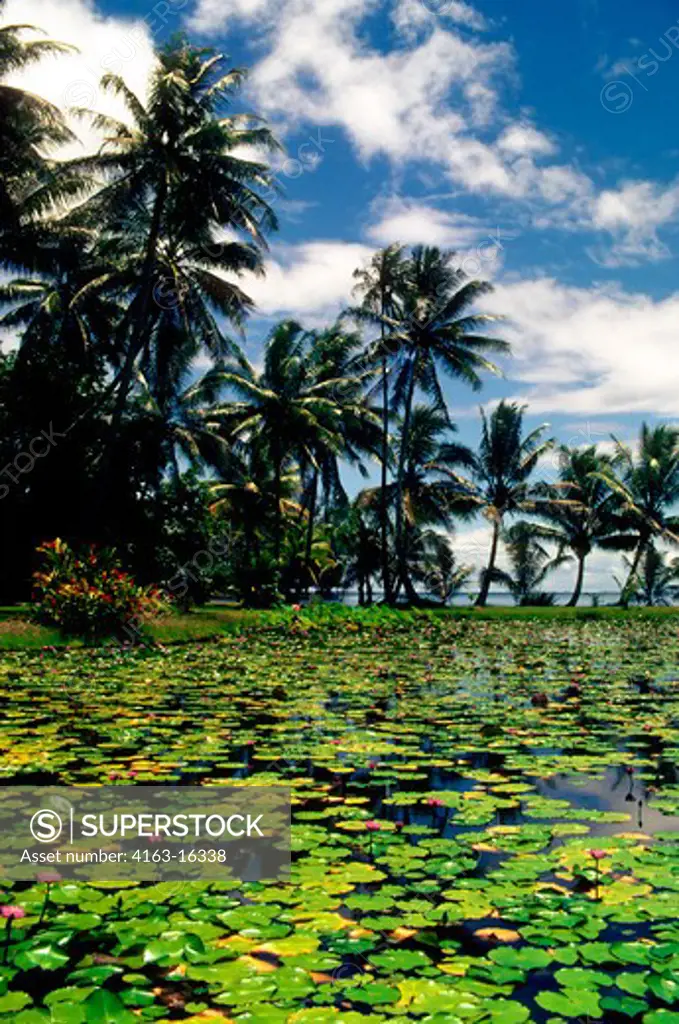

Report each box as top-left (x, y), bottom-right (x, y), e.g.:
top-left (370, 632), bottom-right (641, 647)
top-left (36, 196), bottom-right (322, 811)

top-left (0, 6), bottom-right (75, 233)
top-left (407, 529), bottom-right (473, 604)
top-left (217, 320), bottom-right (375, 564)
top-left (367, 247), bottom-right (508, 601)
top-left (616, 544), bottom-right (679, 607)
top-left (300, 323), bottom-right (380, 581)
top-left (443, 401), bottom-right (554, 607)
top-left (132, 362), bottom-right (237, 479)
top-left (334, 503), bottom-right (383, 606)
top-left (491, 521), bottom-right (567, 606)
top-left (67, 35), bottom-right (280, 427)
top-left (351, 243), bottom-right (407, 601)
top-left (0, 245), bottom-right (122, 371)
top-left (359, 404), bottom-right (475, 600)
top-left (537, 445), bottom-right (634, 607)
top-left (208, 440), bottom-right (299, 558)
top-left (598, 424), bottom-right (679, 601)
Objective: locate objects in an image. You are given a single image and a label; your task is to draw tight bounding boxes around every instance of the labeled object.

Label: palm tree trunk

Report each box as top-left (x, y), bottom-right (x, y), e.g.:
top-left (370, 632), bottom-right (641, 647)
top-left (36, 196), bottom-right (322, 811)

top-left (476, 518), bottom-right (500, 607)
top-left (273, 451), bottom-right (283, 566)
top-left (304, 468), bottom-right (318, 593)
top-left (394, 356), bottom-right (418, 603)
top-left (111, 174), bottom-right (168, 435)
top-left (621, 533), bottom-right (648, 605)
top-left (379, 347), bottom-right (393, 603)
top-left (568, 553), bottom-right (586, 607)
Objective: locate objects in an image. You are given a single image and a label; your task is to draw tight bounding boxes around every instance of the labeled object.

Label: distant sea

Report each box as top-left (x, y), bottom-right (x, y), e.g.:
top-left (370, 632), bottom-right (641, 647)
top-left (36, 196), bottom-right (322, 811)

top-left (336, 590), bottom-right (670, 607)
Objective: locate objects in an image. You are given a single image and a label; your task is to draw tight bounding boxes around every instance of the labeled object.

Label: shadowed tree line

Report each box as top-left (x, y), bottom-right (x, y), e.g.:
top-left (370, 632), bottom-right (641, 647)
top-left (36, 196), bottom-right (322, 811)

top-left (1, 12), bottom-right (678, 608)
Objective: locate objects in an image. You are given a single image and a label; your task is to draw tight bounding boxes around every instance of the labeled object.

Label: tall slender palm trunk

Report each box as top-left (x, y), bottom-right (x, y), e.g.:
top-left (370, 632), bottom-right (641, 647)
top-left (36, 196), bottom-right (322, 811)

top-left (304, 468), bottom-right (319, 592)
top-left (476, 518), bottom-right (501, 607)
top-left (568, 553), bottom-right (586, 607)
top-left (379, 346), bottom-right (392, 603)
top-left (111, 174), bottom-right (168, 437)
top-left (394, 357), bottom-right (419, 604)
top-left (621, 532), bottom-right (649, 605)
top-left (273, 451), bottom-right (283, 566)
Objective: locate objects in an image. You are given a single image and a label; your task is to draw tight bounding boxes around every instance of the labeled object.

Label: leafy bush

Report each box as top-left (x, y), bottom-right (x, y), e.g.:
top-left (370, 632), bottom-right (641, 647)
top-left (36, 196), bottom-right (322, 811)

top-left (32, 539), bottom-right (166, 638)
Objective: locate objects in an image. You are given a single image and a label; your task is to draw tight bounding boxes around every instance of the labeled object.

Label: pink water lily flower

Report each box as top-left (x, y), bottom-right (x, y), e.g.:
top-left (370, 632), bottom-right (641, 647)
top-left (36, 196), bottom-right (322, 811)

top-left (426, 797), bottom-right (445, 808)
top-left (588, 848), bottom-right (609, 861)
top-left (365, 820), bottom-right (381, 832)
top-left (0, 906), bottom-right (25, 920)
top-left (36, 871), bottom-right (61, 885)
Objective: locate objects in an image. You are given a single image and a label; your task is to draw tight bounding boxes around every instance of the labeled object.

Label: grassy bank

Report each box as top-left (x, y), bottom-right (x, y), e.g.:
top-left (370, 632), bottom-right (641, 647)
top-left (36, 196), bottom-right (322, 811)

top-left (1, 600), bottom-right (678, 651)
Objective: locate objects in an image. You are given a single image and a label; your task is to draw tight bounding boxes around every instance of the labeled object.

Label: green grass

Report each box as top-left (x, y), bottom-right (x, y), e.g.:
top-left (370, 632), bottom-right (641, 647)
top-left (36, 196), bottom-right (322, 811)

top-left (1, 600), bottom-right (679, 649)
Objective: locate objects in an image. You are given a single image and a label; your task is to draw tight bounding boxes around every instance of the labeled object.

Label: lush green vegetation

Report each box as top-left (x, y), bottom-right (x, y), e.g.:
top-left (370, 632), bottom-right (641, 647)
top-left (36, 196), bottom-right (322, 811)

top-left (0, 615), bottom-right (678, 1021)
top-left (2, 10), bottom-right (679, 615)
top-left (3, 11), bottom-right (679, 1021)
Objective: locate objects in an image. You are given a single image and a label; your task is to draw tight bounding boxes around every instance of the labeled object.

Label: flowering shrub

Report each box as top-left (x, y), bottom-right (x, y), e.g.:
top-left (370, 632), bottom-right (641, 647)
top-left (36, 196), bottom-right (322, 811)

top-left (32, 539), bottom-right (166, 638)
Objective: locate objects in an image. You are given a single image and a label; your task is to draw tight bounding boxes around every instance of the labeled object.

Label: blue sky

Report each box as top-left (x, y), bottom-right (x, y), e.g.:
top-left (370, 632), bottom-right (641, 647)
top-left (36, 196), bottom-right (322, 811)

top-left (8, 0), bottom-right (679, 591)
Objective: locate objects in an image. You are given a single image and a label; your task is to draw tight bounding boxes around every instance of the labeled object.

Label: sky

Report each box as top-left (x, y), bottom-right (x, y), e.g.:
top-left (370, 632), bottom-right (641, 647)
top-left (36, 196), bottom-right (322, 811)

top-left (6, 0), bottom-right (679, 595)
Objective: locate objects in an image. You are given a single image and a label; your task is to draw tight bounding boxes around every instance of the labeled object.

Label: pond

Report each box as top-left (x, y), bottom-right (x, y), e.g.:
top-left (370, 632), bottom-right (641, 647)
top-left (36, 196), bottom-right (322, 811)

top-left (1, 613), bottom-right (679, 1022)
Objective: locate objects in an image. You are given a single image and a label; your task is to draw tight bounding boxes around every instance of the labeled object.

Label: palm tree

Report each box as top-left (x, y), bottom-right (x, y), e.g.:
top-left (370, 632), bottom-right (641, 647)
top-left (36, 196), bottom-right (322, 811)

top-left (618, 544), bottom-right (679, 607)
top-left (598, 424), bottom-right (679, 600)
top-left (362, 246), bottom-right (508, 601)
top-left (217, 320), bottom-right (373, 564)
top-left (133, 362), bottom-right (236, 480)
top-left (351, 243), bottom-right (407, 601)
top-left (301, 323), bottom-right (380, 582)
top-left (491, 521), bottom-right (566, 606)
top-left (0, 7), bottom-right (75, 234)
top-left (68, 35), bottom-right (280, 428)
top-left (444, 401), bottom-right (554, 607)
top-left (407, 529), bottom-right (473, 604)
top-left (279, 518), bottom-right (339, 600)
top-left (0, 244), bottom-right (122, 371)
top-left (537, 446), bottom-right (634, 607)
top-left (360, 404), bottom-right (475, 600)
top-left (209, 440), bottom-right (299, 557)
top-left (334, 503), bottom-right (382, 606)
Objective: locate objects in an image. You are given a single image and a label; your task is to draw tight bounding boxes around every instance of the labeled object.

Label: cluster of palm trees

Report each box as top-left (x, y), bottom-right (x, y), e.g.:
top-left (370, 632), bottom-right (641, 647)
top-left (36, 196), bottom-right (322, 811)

top-left (1, 11), bottom-right (678, 607)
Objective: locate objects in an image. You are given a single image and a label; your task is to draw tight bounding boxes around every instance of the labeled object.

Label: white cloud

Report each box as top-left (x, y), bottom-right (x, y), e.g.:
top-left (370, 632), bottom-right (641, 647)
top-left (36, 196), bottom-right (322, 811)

top-left (8, 0), bottom-right (678, 266)
top-left (484, 277), bottom-right (679, 417)
top-left (4, 0), bottom-right (158, 157)
top-left (497, 123), bottom-right (556, 157)
top-left (586, 179), bottom-right (679, 265)
top-left (392, 0), bottom-right (488, 37)
top-left (186, 0), bottom-right (679, 260)
top-left (367, 198), bottom-right (490, 247)
top-left (239, 240), bottom-right (374, 320)
top-left (188, 0), bottom-right (270, 35)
